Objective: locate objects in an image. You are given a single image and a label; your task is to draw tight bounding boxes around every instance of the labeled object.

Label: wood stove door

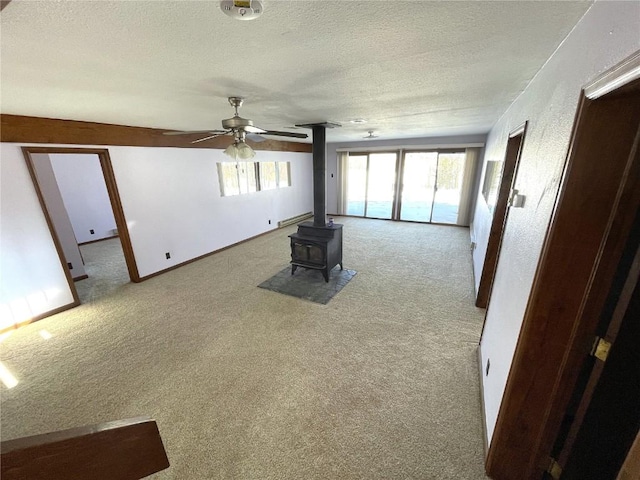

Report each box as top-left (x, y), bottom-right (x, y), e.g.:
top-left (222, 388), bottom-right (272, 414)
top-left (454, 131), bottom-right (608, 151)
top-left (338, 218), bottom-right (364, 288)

top-left (291, 240), bottom-right (326, 267)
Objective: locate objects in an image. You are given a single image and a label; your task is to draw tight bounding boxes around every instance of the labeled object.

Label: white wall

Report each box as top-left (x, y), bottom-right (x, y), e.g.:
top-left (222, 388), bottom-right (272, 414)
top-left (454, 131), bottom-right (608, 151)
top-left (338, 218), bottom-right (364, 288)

top-left (0, 145), bottom-right (75, 329)
top-left (326, 134), bottom-right (487, 215)
top-left (471, 194), bottom-right (492, 295)
top-left (474, 0), bottom-right (640, 444)
top-left (30, 154), bottom-right (87, 279)
top-left (107, 146), bottom-right (312, 278)
top-left (50, 154), bottom-right (117, 243)
top-left (1, 142), bottom-right (313, 321)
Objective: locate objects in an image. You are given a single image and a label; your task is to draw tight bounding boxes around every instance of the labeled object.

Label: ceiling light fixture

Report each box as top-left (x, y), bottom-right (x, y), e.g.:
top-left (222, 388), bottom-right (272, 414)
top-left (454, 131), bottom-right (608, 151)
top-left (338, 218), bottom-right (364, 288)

top-left (224, 132), bottom-right (256, 160)
top-left (350, 118), bottom-right (367, 124)
top-left (220, 0), bottom-right (264, 20)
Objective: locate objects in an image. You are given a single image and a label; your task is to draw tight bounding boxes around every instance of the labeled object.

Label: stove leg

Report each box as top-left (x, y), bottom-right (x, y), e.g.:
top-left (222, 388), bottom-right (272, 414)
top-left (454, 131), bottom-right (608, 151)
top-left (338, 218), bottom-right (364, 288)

top-left (291, 265), bottom-right (298, 275)
top-left (322, 269), bottom-right (329, 283)
top-left (339, 262), bottom-right (343, 270)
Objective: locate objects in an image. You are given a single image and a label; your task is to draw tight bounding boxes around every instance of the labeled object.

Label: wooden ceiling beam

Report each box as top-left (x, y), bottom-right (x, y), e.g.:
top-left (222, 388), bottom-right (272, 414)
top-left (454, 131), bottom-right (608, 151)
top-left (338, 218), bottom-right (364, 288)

top-left (0, 114), bottom-right (312, 153)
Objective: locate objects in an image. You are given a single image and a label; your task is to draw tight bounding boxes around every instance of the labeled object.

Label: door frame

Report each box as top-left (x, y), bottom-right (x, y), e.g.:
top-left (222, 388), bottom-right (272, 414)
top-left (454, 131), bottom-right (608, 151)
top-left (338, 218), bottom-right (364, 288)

top-left (485, 51), bottom-right (640, 479)
top-left (475, 122), bottom-right (527, 309)
top-left (22, 147), bottom-right (140, 312)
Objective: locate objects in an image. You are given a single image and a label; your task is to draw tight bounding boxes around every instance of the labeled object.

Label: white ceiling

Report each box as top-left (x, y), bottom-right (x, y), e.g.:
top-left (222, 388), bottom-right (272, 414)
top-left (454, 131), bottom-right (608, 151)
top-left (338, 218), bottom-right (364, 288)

top-left (1, 0), bottom-right (593, 143)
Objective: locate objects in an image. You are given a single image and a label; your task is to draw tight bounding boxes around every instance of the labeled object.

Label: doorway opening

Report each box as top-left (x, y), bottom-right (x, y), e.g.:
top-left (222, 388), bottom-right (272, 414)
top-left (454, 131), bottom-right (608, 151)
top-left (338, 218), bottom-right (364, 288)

top-left (475, 122), bottom-right (527, 308)
top-left (23, 147), bottom-right (139, 307)
top-left (74, 237), bottom-right (129, 303)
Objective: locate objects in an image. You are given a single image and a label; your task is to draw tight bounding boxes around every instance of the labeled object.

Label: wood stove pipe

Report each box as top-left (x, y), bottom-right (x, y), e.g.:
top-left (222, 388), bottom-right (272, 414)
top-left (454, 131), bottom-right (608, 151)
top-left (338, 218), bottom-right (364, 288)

top-left (311, 125), bottom-right (326, 227)
top-left (296, 122), bottom-right (341, 227)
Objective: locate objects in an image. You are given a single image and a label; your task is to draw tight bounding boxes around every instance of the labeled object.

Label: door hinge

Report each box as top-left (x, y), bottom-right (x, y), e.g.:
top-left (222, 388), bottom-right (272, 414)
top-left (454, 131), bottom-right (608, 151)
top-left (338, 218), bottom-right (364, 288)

top-left (590, 336), bottom-right (611, 362)
top-left (547, 457), bottom-right (563, 479)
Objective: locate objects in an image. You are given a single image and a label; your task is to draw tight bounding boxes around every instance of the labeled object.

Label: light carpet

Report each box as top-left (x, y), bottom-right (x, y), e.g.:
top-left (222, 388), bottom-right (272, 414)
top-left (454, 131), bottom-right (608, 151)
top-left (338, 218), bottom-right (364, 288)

top-left (75, 236), bottom-right (130, 304)
top-left (0, 217), bottom-right (489, 479)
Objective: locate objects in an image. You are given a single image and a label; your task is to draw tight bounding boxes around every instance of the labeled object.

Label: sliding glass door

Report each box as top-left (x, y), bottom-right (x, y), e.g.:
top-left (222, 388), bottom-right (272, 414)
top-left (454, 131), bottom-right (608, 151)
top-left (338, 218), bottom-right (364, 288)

top-left (365, 153), bottom-right (397, 219)
top-left (431, 152), bottom-right (466, 223)
top-left (346, 154), bottom-right (367, 216)
top-left (345, 152), bottom-right (398, 219)
top-left (399, 152), bottom-right (438, 222)
top-left (341, 149), bottom-right (473, 225)
top-left (399, 151), bottom-right (467, 224)
top-left (431, 153), bottom-right (466, 224)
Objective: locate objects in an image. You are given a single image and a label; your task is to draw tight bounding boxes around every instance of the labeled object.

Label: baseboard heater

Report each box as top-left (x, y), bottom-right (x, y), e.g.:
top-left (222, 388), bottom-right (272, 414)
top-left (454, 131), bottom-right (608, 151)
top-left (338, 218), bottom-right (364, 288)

top-left (278, 212), bottom-right (313, 228)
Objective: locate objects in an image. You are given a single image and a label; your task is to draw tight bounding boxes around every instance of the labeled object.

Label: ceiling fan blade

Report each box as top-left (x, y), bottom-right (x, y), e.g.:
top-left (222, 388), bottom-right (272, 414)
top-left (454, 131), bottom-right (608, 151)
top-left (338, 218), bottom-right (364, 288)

top-left (243, 125), bottom-right (267, 134)
top-left (246, 133), bottom-right (267, 143)
top-left (191, 133), bottom-right (229, 144)
top-left (259, 130), bottom-right (309, 139)
top-left (163, 100), bottom-right (308, 144)
top-left (163, 130), bottom-right (225, 136)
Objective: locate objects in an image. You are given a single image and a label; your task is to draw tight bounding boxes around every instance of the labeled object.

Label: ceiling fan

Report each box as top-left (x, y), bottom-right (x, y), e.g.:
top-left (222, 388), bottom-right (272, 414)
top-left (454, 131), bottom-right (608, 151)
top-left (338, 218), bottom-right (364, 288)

top-left (163, 97), bottom-right (308, 159)
top-left (364, 130), bottom-right (379, 139)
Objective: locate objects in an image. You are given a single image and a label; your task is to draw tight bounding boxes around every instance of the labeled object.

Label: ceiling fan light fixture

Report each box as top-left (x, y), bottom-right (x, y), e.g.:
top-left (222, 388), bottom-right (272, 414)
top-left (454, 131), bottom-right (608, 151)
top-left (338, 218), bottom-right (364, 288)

top-left (224, 142), bottom-right (239, 159)
top-left (237, 141), bottom-right (256, 159)
top-left (224, 138), bottom-right (255, 160)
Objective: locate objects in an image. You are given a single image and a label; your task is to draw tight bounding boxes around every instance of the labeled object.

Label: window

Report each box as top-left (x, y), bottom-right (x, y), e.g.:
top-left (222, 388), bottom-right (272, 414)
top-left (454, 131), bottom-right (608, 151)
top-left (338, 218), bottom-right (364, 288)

top-left (218, 162), bottom-right (241, 196)
top-left (277, 162), bottom-right (291, 188)
top-left (259, 162), bottom-right (277, 190)
top-left (218, 161), bottom-right (257, 196)
top-left (258, 161), bottom-right (291, 191)
top-left (218, 161), bottom-right (291, 197)
top-left (238, 162), bottom-right (257, 195)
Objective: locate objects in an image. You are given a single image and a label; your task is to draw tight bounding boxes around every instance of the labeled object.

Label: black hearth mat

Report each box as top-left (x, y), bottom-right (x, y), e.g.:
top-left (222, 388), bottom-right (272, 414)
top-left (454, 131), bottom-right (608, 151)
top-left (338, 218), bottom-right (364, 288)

top-left (258, 266), bottom-right (357, 305)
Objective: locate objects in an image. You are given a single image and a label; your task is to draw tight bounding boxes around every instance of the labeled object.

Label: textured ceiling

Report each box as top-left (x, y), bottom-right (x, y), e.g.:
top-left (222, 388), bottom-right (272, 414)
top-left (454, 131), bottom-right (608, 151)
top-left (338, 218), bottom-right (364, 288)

top-left (1, 0), bottom-right (592, 143)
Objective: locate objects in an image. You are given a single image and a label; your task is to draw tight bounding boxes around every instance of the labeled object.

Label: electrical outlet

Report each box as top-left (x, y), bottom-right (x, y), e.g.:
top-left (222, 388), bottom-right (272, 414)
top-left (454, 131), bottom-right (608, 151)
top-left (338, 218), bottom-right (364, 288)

top-left (486, 359), bottom-right (491, 376)
top-left (67, 262), bottom-right (73, 270)
top-left (268, 219), bottom-right (271, 225)
top-left (331, 173), bottom-right (334, 178)
top-left (165, 252), bottom-right (171, 259)
top-left (90, 229), bottom-right (95, 234)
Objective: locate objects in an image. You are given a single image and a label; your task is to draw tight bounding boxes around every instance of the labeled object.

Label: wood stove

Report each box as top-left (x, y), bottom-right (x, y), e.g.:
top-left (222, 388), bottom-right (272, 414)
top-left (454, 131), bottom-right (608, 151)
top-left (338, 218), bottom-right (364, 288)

top-left (289, 222), bottom-right (343, 282)
top-left (289, 122), bottom-right (343, 282)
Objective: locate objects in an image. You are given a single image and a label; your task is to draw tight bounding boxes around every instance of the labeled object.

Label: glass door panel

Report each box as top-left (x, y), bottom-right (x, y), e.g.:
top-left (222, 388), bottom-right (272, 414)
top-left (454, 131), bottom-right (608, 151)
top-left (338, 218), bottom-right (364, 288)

top-left (400, 152), bottom-right (438, 222)
top-left (346, 154), bottom-right (367, 216)
top-left (365, 153), bottom-right (397, 219)
top-left (341, 150), bottom-right (468, 224)
top-left (432, 153), bottom-right (466, 224)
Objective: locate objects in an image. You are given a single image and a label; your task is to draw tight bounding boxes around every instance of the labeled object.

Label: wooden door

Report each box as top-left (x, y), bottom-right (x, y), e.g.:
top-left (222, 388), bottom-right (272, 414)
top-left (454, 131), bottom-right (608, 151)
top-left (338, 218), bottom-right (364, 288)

top-left (485, 55), bottom-right (640, 480)
top-left (550, 230), bottom-right (640, 479)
